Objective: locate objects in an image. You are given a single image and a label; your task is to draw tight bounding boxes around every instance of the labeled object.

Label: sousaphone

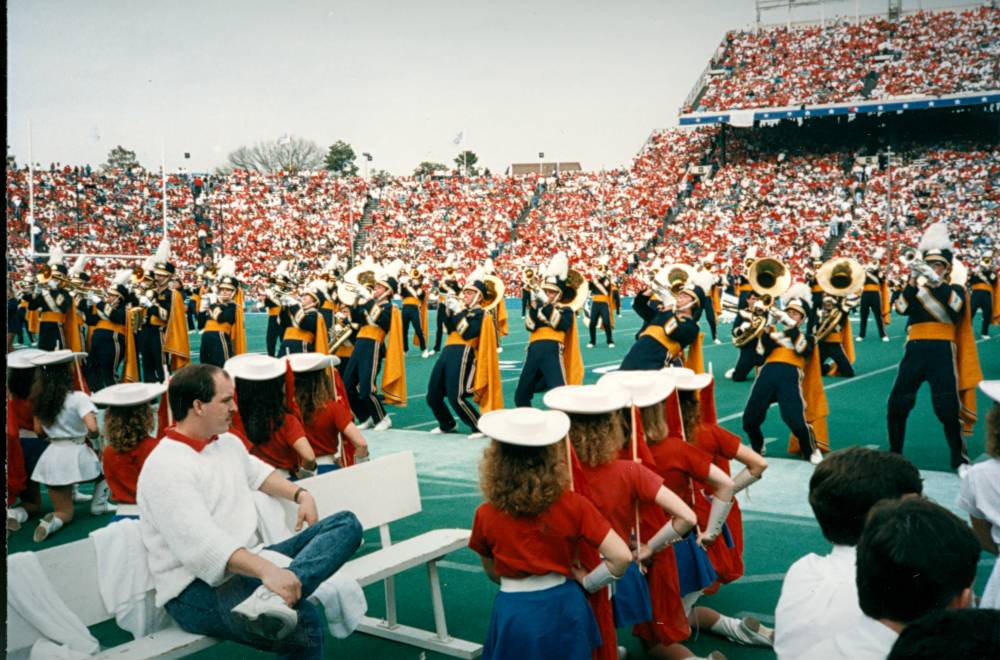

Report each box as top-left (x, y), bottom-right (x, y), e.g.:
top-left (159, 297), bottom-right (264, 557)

top-left (815, 257), bottom-right (864, 341)
top-left (337, 261), bottom-right (378, 306)
top-left (481, 275), bottom-right (506, 312)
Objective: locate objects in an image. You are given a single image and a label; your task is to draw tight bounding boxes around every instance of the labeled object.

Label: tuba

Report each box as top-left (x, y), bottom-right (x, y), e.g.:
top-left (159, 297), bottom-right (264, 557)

top-left (481, 275), bottom-right (506, 312)
top-left (814, 257), bottom-right (864, 341)
top-left (733, 258), bottom-right (791, 348)
top-left (558, 268), bottom-right (590, 312)
top-left (337, 263), bottom-right (377, 306)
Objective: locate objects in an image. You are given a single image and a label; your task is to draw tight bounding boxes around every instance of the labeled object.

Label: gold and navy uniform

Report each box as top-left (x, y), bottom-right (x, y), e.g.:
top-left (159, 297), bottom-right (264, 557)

top-left (344, 298), bottom-right (393, 425)
top-left (427, 305), bottom-right (484, 431)
top-left (730, 307), bottom-right (766, 382)
top-left (278, 303), bottom-right (321, 355)
top-left (137, 288), bottom-right (171, 383)
top-left (82, 300), bottom-right (127, 390)
top-left (742, 325), bottom-right (817, 459)
top-left (620, 292), bottom-right (699, 370)
top-left (818, 304), bottom-right (854, 378)
top-left (588, 275), bottom-right (615, 346)
top-left (513, 301), bottom-right (574, 406)
top-left (858, 268), bottom-right (887, 339)
top-left (400, 280), bottom-right (427, 352)
top-left (264, 288), bottom-right (282, 357)
top-left (887, 280), bottom-right (968, 469)
top-left (806, 274), bottom-right (823, 333)
top-left (433, 278), bottom-right (462, 351)
top-left (198, 300), bottom-right (237, 367)
top-left (968, 267), bottom-right (996, 337)
top-left (28, 284), bottom-right (71, 350)
top-left (735, 274), bottom-right (753, 310)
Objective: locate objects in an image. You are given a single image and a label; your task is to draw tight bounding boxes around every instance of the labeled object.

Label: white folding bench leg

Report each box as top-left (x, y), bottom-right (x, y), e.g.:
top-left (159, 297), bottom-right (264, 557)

top-left (379, 524), bottom-right (398, 630)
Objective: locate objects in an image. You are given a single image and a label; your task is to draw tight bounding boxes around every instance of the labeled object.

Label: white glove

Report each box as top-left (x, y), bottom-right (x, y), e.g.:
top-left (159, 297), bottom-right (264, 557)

top-left (199, 297), bottom-right (210, 312)
top-left (139, 295), bottom-right (153, 308)
top-left (281, 294), bottom-right (297, 307)
top-left (531, 288), bottom-right (548, 306)
top-left (89, 293), bottom-right (101, 305)
top-left (446, 297), bottom-right (464, 314)
top-left (356, 286), bottom-right (372, 303)
top-left (207, 293), bottom-right (218, 306)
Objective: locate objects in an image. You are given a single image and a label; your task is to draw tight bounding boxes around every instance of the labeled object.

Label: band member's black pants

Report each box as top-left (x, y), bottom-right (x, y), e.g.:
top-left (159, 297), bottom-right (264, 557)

top-left (427, 344), bottom-right (479, 432)
top-left (88, 329), bottom-right (123, 391)
top-left (200, 331), bottom-right (234, 368)
top-left (819, 342), bottom-right (854, 378)
top-left (742, 362), bottom-right (815, 459)
top-left (401, 305), bottom-right (426, 352)
top-left (970, 290), bottom-right (993, 337)
top-left (858, 291), bottom-right (886, 339)
top-left (521, 292), bottom-right (531, 317)
top-left (266, 316), bottom-right (281, 357)
top-left (589, 302), bottom-right (613, 345)
top-left (434, 307), bottom-right (447, 351)
top-left (703, 301), bottom-right (718, 341)
top-left (279, 338), bottom-right (313, 356)
top-left (38, 321), bottom-right (64, 351)
top-left (514, 340), bottom-right (566, 407)
top-left (731, 345), bottom-right (763, 382)
top-left (137, 325), bottom-right (165, 383)
top-left (887, 339), bottom-right (968, 469)
top-left (344, 338), bottom-right (386, 424)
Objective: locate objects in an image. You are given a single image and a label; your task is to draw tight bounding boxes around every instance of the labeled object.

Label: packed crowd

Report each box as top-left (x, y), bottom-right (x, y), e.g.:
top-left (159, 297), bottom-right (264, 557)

top-left (688, 6), bottom-right (1000, 113)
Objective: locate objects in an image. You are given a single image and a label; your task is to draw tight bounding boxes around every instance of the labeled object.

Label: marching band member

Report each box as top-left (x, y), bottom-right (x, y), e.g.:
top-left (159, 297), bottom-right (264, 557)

top-left (400, 265), bottom-right (431, 357)
top-left (278, 279), bottom-right (329, 355)
top-left (817, 294), bottom-right (856, 378)
top-left (138, 239), bottom-right (191, 382)
top-left (620, 264), bottom-right (701, 371)
top-left (586, 256), bottom-right (616, 348)
top-left (28, 246), bottom-right (72, 351)
top-left (805, 254), bottom-right (823, 334)
top-left (697, 255), bottom-right (721, 345)
top-left (968, 251), bottom-right (997, 339)
top-left (520, 266), bottom-right (536, 318)
top-left (198, 257), bottom-right (246, 367)
top-left (427, 268), bottom-right (503, 437)
top-left (344, 260), bottom-right (406, 431)
top-left (887, 223), bottom-right (982, 472)
top-left (319, 257), bottom-right (343, 331)
top-left (92, 382), bottom-right (166, 521)
top-left (28, 350), bottom-right (113, 542)
top-left (735, 249), bottom-right (757, 310)
top-left (468, 407), bottom-right (632, 660)
top-left (289, 353), bottom-right (369, 469)
top-left (225, 354), bottom-right (317, 479)
top-left (432, 257), bottom-right (462, 354)
top-left (82, 269), bottom-right (138, 390)
top-left (513, 252), bottom-right (584, 407)
top-left (741, 282), bottom-right (827, 464)
top-left (856, 249), bottom-right (890, 342)
top-left (545, 382), bottom-right (697, 660)
top-left (263, 264), bottom-right (292, 357)
top-left (725, 290), bottom-right (766, 382)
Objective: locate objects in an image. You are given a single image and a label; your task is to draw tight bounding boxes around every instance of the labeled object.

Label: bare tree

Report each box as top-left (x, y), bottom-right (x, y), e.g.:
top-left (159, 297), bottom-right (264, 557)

top-left (223, 136), bottom-right (325, 173)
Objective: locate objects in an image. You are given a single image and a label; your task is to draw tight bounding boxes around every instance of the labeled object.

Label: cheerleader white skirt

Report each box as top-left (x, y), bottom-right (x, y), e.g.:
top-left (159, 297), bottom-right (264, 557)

top-left (31, 438), bottom-right (102, 486)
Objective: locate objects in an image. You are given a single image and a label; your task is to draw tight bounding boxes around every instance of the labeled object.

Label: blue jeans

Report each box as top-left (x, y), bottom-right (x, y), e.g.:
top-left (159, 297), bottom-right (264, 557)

top-left (164, 511), bottom-right (363, 659)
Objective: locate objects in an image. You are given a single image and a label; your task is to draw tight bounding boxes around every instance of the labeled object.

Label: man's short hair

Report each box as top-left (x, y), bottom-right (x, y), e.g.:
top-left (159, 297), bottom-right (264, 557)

top-left (168, 364), bottom-right (226, 422)
top-left (808, 446), bottom-right (922, 545)
top-left (887, 608), bottom-right (1000, 659)
top-left (857, 498), bottom-right (980, 624)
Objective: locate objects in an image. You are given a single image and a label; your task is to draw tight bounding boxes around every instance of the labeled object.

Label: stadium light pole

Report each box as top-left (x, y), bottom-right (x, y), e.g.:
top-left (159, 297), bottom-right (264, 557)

top-left (884, 147), bottom-right (893, 272)
top-left (27, 119), bottom-right (35, 259)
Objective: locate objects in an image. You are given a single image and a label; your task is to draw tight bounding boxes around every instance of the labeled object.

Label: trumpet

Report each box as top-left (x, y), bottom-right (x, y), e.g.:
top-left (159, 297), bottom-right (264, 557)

top-left (900, 247), bottom-right (941, 285)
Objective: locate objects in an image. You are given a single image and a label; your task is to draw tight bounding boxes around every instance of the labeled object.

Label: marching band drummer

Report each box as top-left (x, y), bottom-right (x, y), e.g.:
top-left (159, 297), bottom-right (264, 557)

top-left (620, 265), bottom-right (701, 371)
top-left (224, 354), bottom-right (318, 480)
top-left (198, 258), bottom-right (243, 367)
top-left (289, 352), bottom-right (369, 470)
top-left (92, 382), bottom-right (166, 522)
top-left (468, 407), bottom-right (632, 660)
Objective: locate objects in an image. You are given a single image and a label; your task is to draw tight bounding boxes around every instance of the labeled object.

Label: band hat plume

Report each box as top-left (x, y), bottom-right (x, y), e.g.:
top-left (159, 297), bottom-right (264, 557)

top-left (224, 353), bottom-right (285, 381)
top-left (287, 352), bottom-right (339, 372)
top-left (782, 281), bottom-right (813, 314)
top-left (918, 221), bottom-right (954, 265)
top-left (7, 348), bottom-right (47, 369)
top-left (477, 407), bottom-right (570, 447)
top-left (597, 370), bottom-right (676, 408)
top-left (543, 384), bottom-right (631, 415)
top-left (30, 349), bottom-right (89, 366)
top-left (91, 382), bottom-right (167, 407)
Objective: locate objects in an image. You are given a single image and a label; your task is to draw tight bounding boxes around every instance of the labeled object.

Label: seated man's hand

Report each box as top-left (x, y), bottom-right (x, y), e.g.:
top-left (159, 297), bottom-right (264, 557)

top-left (296, 491), bottom-right (318, 531)
top-left (261, 565), bottom-right (302, 607)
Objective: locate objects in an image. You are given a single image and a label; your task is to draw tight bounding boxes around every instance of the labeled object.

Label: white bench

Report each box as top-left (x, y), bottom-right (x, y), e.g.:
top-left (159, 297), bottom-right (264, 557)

top-left (6, 451), bottom-right (483, 659)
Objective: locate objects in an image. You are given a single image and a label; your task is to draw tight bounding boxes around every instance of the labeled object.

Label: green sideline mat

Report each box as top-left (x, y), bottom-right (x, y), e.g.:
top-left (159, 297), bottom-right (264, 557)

top-left (7, 301), bottom-right (999, 659)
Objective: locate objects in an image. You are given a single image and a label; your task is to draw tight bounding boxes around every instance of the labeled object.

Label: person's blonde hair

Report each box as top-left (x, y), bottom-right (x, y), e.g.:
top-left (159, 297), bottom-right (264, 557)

top-left (986, 403), bottom-right (999, 459)
top-left (104, 404), bottom-right (153, 453)
top-left (479, 440), bottom-right (568, 517)
top-left (638, 402), bottom-right (668, 446)
top-left (567, 411), bottom-right (625, 466)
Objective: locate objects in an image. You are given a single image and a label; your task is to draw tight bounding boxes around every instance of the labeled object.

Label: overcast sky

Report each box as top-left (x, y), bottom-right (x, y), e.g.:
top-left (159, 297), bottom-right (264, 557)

top-left (6, 0), bottom-right (969, 175)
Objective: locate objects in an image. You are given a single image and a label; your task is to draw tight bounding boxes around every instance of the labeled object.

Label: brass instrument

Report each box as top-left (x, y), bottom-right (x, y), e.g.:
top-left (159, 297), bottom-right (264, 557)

top-left (481, 275), bottom-right (505, 312)
top-left (900, 246), bottom-right (942, 285)
top-left (559, 268), bottom-right (589, 312)
top-left (328, 311), bottom-right (355, 354)
top-left (128, 306), bottom-right (146, 330)
top-left (36, 264), bottom-right (53, 284)
top-left (814, 257), bottom-right (864, 341)
top-left (336, 263), bottom-right (377, 306)
top-left (982, 255), bottom-right (994, 268)
top-left (652, 263), bottom-right (697, 311)
top-left (733, 257), bottom-right (791, 348)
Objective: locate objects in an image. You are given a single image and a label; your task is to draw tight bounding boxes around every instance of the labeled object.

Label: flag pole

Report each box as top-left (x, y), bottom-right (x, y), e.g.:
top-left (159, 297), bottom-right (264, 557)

top-left (161, 139), bottom-right (168, 238)
top-left (28, 119), bottom-right (36, 258)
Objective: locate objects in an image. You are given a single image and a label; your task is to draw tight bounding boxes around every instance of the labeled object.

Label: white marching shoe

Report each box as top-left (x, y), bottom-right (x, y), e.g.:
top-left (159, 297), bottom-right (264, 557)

top-left (429, 427), bottom-right (445, 435)
top-left (713, 338), bottom-right (722, 345)
top-left (90, 479), bottom-right (115, 515)
top-left (231, 585), bottom-right (298, 640)
top-left (496, 347), bottom-right (503, 354)
top-left (587, 343), bottom-right (595, 348)
top-left (373, 416), bottom-right (392, 432)
top-left (855, 336), bottom-right (864, 342)
top-left (724, 368), bottom-right (735, 380)
top-left (608, 342), bottom-right (616, 348)
top-left (809, 449), bottom-right (824, 465)
top-left (421, 349), bottom-right (431, 358)
top-left (357, 419), bottom-right (373, 430)
top-left (881, 336), bottom-right (889, 342)
top-left (33, 513), bottom-right (64, 543)
top-left (958, 464), bottom-right (971, 479)
top-left (467, 432), bottom-right (485, 440)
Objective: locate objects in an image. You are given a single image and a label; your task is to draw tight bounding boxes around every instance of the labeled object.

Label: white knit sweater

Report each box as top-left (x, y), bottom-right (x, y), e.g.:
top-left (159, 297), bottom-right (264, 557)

top-left (137, 433), bottom-right (275, 607)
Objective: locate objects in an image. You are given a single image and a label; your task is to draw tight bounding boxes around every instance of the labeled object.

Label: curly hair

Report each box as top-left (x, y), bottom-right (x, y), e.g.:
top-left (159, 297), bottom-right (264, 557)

top-left (679, 391), bottom-right (702, 443)
top-left (30, 363), bottom-right (73, 427)
top-left (479, 440), bottom-right (568, 517)
top-left (293, 370), bottom-right (334, 426)
top-left (235, 376), bottom-right (287, 447)
top-left (567, 411), bottom-right (625, 467)
top-left (104, 404), bottom-right (152, 453)
top-left (8, 365), bottom-right (37, 400)
top-left (986, 403), bottom-right (999, 459)
top-left (638, 402), bottom-right (668, 446)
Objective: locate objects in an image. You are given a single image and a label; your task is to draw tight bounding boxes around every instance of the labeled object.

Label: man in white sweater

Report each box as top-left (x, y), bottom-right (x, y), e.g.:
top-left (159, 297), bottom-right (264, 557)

top-left (137, 363), bottom-right (362, 659)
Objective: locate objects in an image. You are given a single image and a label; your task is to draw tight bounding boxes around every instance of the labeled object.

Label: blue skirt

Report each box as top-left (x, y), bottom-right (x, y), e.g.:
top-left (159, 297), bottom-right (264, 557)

top-left (484, 581), bottom-right (601, 660)
top-left (110, 514), bottom-right (139, 523)
top-left (317, 464), bottom-right (340, 475)
top-left (674, 535), bottom-right (718, 597)
top-left (612, 562), bottom-right (653, 627)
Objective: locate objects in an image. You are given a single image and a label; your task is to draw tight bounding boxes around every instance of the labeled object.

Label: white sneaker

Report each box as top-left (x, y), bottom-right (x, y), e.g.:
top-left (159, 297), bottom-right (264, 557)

top-left (7, 507), bottom-right (28, 531)
top-left (809, 449), bottom-right (824, 465)
top-left (357, 419), bottom-right (373, 430)
top-left (855, 336), bottom-right (864, 342)
top-left (429, 427), bottom-right (445, 435)
top-left (587, 343), bottom-right (594, 348)
top-left (90, 479), bottom-right (114, 515)
top-left (983, 335), bottom-right (991, 340)
top-left (33, 513), bottom-right (64, 543)
top-left (429, 349), bottom-right (437, 356)
top-left (373, 416), bottom-right (392, 432)
top-left (231, 585), bottom-right (298, 641)
top-left (421, 349), bottom-right (431, 358)
top-left (467, 432), bottom-right (485, 440)
top-left (497, 347), bottom-right (504, 354)
top-left (608, 342), bottom-right (616, 348)
top-left (724, 368), bottom-right (735, 380)
top-left (713, 338), bottom-right (722, 345)
top-left (72, 485), bottom-right (93, 503)
top-left (958, 464), bottom-right (971, 479)
top-left (881, 336), bottom-right (889, 342)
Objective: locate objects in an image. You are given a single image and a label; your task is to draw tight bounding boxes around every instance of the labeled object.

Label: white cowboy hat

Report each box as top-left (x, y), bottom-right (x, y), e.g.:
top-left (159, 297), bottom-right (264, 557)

top-left (543, 384), bottom-right (631, 415)
top-left (979, 380), bottom-right (1000, 404)
top-left (224, 353), bottom-right (285, 381)
top-left (477, 408), bottom-right (570, 447)
top-left (672, 372), bottom-right (714, 391)
top-left (92, 382), bottom-right (167, 407)
top-left (286, 352), bottom-right (339, 372)
top-left (7, 348), bottom-right (47, 369)
top-left (597, 370), bottom-right (675, 408)
top-left (30, 349), bottom-right (88, 366)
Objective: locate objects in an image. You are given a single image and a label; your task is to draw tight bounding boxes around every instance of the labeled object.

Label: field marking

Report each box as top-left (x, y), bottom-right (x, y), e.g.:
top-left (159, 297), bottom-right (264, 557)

top-left (732, 572), bottom-right (786, 584)
top-left (438, 560), bottom-right (482, 574)
top-left (422, 491), bottom-right (482, 500)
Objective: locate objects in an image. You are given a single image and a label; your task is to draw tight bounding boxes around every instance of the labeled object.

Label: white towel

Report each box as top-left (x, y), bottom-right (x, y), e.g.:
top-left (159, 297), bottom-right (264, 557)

top-left (6, 553), bottom-right (99, 656)
top-left (29, 639), bottom-right (90, 660)
top-left (90, 520), bottom-right (171, 639)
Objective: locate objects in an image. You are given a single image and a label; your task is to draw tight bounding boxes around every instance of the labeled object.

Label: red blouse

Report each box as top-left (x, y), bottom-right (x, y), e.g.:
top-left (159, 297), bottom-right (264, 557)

top-left (102, 436), bottom-right (159, 504)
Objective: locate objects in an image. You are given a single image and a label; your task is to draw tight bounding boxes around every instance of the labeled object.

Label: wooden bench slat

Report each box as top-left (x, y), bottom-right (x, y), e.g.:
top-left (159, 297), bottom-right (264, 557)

top-left (340, 529), bottom-right (471, 587)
